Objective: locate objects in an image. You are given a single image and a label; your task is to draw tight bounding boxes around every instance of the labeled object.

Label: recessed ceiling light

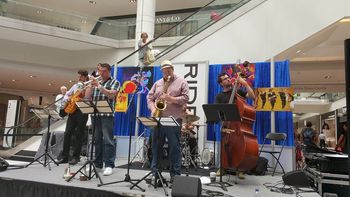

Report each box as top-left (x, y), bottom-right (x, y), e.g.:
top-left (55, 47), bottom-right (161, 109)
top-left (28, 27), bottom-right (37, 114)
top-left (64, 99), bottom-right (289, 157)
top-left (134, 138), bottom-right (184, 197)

top-left (29, 75), bottom-right (36, 78)
top-left (48, 83), bottom-right (52, 86)
top-left (324, 75), bottom-right (331, 79)
top-left (12, 79), bottom-right (17, 82)
top-left (129, 0), bottom-right (137, 3)
top-left (36, 10), bottom-right (43, 14)
top-left (89, 1), bottom-right (96, 5)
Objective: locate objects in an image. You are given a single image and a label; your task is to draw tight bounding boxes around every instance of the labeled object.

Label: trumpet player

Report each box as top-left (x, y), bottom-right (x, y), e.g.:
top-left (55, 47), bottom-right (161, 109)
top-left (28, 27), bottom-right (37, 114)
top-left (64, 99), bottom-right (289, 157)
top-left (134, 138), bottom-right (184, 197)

top-left (85, 63), bottom-right (120, 176)
top-left (146, 60), bottom-right (189, 184)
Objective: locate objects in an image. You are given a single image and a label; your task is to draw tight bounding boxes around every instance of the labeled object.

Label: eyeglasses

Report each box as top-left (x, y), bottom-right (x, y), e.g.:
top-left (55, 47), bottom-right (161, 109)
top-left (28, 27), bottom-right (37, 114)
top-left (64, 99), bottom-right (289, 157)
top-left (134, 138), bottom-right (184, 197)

top-left (221, 77), bottom-right (230, 82)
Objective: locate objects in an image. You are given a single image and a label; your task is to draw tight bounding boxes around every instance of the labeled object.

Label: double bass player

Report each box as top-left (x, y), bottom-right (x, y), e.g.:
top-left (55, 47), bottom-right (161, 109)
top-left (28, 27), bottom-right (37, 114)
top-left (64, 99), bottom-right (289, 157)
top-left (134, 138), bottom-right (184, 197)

top-left (215, 72), bottom-right (255, 179)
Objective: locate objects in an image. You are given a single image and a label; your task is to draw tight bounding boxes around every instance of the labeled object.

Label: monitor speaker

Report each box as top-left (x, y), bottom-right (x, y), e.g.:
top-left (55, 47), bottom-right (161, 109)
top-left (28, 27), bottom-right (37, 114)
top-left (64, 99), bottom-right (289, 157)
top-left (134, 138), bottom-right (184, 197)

top-left (282, 170), bottom-right (310, 187)
top-left (171, 176), bottom-right (202, 197)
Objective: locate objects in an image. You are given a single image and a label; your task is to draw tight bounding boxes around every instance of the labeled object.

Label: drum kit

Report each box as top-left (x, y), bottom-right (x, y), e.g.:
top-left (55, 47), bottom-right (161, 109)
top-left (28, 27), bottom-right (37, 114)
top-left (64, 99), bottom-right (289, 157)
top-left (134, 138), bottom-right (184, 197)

top-left (139, 114), bottom-right (212, 171)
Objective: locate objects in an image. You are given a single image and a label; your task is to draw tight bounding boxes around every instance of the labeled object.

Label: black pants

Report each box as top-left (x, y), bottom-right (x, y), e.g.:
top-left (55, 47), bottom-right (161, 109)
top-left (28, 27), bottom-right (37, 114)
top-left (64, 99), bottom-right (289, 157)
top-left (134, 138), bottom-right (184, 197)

top-left (61, 110), bottom-right (88, 160)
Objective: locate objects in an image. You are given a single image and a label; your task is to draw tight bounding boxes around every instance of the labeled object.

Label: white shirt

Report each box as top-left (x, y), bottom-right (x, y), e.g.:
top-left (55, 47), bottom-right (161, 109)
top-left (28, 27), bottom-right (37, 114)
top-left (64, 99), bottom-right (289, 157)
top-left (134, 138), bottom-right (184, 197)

top-left (55, 94), bottom-right (64, 112)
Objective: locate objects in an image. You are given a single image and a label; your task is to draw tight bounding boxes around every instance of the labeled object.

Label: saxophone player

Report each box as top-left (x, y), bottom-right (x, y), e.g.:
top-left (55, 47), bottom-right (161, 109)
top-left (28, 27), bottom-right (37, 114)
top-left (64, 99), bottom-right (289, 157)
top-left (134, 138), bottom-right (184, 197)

top-left (146, 60), bottom-right (189, 184)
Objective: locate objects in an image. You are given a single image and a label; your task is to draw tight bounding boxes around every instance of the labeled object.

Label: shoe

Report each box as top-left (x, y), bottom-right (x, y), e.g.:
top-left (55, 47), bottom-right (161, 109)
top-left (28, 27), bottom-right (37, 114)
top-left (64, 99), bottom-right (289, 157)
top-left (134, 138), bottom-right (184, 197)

top-left (237, 172), bottom-right (245, 179)
top-left (85, 165), bottom-right (102, 173)
top-left (57, 158), bottom-right (68, 164)
top-left (68, 158), bottom-right (80, 165)
top-left (103, 167), bottom-right (113, 176)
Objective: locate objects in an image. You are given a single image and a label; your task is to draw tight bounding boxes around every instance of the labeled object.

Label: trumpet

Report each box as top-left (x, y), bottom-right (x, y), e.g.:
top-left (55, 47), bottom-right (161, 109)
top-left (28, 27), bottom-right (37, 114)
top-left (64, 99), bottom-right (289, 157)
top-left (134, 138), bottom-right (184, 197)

top-left (83, 75), bottom-right (102, 86)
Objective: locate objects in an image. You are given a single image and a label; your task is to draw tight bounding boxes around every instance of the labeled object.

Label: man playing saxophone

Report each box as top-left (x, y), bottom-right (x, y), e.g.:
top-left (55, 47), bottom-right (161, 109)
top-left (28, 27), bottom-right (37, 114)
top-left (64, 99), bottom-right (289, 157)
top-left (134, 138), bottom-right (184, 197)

top-left (146, 60), bottom-right (189, 184)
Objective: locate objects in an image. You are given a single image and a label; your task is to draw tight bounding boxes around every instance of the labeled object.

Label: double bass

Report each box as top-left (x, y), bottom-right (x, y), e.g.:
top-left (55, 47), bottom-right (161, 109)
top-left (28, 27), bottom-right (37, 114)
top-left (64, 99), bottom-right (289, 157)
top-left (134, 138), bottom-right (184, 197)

top-left (221, 77), bottom-right (259, 171)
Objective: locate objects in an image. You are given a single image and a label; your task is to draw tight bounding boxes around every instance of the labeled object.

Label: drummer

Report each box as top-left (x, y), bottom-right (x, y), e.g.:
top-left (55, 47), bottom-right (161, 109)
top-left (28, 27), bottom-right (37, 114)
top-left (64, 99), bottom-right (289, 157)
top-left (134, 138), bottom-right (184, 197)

top-left (181, 106), bottom-right (199, 163)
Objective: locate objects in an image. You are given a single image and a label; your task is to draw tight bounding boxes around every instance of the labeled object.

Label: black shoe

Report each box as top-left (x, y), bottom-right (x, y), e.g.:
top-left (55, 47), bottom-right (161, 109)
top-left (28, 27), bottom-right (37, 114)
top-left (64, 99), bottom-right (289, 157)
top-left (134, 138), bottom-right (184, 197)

top-left (57, 158), bottom-right (68, 164)
top-left (68, 158), bottom-right (80, 165)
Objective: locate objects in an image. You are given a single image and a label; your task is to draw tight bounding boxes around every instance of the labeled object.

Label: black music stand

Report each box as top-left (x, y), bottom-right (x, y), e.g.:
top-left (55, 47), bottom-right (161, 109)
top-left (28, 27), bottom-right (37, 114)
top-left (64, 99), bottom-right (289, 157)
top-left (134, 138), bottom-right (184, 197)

top-left (202, 103), bottom-right (240, 191)
top-left (97, 94), bottom-right (145, 191)
top-left (131, 116), bottom-right (180, 196)
top-left (65, 100), bottom-right (109, 184)
top-left (25, 109), bottom-right (61, 170)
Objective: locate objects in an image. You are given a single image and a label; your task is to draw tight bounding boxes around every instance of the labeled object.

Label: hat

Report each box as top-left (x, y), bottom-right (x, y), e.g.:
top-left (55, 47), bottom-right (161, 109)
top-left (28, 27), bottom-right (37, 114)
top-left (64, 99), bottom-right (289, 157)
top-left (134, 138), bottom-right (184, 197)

top-left (161, 60), bottom-right (173, 70)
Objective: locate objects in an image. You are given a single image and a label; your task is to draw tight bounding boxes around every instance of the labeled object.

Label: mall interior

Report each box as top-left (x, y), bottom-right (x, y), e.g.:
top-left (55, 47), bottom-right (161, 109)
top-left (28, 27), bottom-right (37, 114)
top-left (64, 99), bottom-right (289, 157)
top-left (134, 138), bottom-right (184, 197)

top-left (0, 0), bottom-right (349, 197)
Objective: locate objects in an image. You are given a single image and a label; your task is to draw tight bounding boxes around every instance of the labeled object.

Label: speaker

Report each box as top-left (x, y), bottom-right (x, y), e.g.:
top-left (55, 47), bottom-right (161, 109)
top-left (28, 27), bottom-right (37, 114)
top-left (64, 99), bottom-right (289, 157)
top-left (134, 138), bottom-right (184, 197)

top-left (282, 170), bottom-right (310, 187)
top-left (0, 157), bottom-right (9, 172)
top-left (171, 176), bottom-right (202, 197)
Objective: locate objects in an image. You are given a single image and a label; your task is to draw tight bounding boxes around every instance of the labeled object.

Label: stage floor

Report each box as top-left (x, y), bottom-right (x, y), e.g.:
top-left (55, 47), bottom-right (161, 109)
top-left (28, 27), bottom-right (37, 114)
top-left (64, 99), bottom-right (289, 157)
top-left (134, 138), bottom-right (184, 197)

top-left (0, 158), bottom-right (320, 197)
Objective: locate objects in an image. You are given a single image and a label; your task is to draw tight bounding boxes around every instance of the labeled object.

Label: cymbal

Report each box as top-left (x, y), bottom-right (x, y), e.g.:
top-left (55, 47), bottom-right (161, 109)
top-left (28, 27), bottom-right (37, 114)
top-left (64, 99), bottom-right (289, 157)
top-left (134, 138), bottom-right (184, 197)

top-left (183, 114), bottom-right (200, 123)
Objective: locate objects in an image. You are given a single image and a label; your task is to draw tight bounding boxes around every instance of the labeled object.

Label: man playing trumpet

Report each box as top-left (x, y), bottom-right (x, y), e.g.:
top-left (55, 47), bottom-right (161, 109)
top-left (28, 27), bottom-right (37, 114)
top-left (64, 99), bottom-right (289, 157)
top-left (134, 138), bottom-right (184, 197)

top-left (146, 60), bottom-right (189, 183)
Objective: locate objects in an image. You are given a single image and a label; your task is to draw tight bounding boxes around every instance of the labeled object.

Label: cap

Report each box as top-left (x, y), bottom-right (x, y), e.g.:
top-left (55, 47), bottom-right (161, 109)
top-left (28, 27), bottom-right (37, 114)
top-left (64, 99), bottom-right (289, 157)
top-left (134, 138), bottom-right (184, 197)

top-left (161, 60), bottom-right (173, 70)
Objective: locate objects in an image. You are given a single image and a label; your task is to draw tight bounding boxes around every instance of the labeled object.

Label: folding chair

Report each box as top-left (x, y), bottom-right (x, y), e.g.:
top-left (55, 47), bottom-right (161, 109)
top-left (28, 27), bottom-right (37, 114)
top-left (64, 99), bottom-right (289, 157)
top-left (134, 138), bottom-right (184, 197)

top-left (259, 132), bottom-right (287, 176)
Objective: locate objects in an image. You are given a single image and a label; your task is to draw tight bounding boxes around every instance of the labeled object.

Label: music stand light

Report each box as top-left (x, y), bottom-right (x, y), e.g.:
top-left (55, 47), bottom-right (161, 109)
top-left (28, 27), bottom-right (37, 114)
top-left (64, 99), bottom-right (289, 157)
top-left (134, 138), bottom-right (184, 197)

top-left (25, 109), bottom-right (61, 170)
top-left (66, 100), bottom-right (111, 184)
top-left (202, 103), bottom-right (241, 191)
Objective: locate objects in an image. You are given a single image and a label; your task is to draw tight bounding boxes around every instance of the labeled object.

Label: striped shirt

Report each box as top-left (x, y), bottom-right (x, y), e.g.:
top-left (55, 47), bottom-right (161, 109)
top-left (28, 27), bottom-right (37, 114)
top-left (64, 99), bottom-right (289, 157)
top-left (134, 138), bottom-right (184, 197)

top-left (92, 77), bottom-right (120, 116)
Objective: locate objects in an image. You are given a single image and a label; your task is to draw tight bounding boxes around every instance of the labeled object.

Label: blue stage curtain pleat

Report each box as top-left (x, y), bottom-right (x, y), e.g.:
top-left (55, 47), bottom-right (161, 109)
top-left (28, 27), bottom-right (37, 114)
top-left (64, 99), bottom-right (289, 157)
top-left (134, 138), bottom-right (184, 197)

top-left (207, 64), bottom-right (223, 141)
top-left (114, 67), bottom-right (137, 136)
top-left (274, 60), bottom-right (294, 146)
top-left (137, 66), bottom-right (162, 137)
top-left (253, 62), bottom-right (271, 144)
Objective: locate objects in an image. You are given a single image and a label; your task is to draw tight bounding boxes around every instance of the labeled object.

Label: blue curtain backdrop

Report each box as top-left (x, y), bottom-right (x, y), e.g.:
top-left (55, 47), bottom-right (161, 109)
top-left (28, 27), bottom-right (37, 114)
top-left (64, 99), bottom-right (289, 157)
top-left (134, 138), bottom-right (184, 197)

top-left (114, 66), bottom-right (162, 137)
top-left (207, 65), bottom-right (224, 142)
top-left (253, 62), bottom-right (271, 144)
top-left (274, 60), bottom-right (294, 146)
top-left (207, 61), bottom-right (293, 146)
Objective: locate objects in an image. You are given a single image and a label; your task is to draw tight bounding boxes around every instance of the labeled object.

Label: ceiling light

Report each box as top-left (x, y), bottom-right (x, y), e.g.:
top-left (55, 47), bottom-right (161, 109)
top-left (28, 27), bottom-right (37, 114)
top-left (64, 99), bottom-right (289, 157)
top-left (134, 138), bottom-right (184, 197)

top-left (296, 50), bottom-right (301, 54)
top-left (48, 83), bottom-right (52, 86)
top-left (89, 1), bottom-right (96, 4)
top-left (324, 75), bottom-right (331, 79)
top-left (81, 19), bottom-right (87, 24)
top-left (129, 0), bottom-right (137, 3)
top-left (36, 10), bottom-right (43, 14)
top-left (12, 79), bottom-right (17, 82)
top-left (29, 75), bottom-right (36, 78)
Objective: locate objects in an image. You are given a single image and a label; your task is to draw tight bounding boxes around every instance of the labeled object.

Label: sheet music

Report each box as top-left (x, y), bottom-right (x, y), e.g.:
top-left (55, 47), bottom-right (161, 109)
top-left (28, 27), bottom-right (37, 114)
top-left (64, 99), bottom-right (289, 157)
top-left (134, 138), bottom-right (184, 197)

top-left (156, 116), bottom-right (179, 127)
top-left (137, 117), bottom-right (157, 127)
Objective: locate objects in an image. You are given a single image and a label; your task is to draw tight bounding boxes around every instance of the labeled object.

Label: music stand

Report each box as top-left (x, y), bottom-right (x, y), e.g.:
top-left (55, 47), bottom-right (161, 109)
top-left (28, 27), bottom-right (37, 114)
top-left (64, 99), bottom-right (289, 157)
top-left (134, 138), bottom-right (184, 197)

top-left (65, 100), bottom-right (109, 184)
top-left (202, 103), bottom-right (240, 191)
top-left (131, 116), bottom-right (179, 196)
top-left (25, 109), bottom-right (61, 170)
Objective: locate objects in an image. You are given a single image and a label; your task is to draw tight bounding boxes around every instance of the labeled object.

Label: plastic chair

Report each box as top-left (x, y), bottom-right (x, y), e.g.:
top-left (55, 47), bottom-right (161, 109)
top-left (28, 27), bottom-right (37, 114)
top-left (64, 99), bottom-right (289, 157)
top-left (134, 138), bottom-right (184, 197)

top-left (259, 132), bottom-right (287, 176)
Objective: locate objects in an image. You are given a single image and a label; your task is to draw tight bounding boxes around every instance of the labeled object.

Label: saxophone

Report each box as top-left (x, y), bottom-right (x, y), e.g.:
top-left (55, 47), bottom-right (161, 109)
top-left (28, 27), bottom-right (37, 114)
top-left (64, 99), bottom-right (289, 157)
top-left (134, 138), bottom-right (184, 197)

top-left (153, 76), bottom-right (171, 117)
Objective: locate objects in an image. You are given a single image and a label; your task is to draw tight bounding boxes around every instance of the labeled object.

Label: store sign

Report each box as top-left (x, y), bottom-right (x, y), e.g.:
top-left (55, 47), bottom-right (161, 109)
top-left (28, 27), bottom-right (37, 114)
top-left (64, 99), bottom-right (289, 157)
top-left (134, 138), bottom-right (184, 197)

top-left (156, 16), bottom-right (181, 24)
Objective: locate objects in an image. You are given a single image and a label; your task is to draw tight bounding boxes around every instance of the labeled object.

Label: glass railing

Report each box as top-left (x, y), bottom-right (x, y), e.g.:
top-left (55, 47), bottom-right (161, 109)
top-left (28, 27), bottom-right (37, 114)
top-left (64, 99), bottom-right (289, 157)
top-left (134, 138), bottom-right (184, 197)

top-left (0, 0), bottom-right (250, 41)
top-left (0, 0), bottom-right (126, 39)
top-left (0, 103), bottom-right (60, 149)
top-left (116, 0), bottom-right (251, 67)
